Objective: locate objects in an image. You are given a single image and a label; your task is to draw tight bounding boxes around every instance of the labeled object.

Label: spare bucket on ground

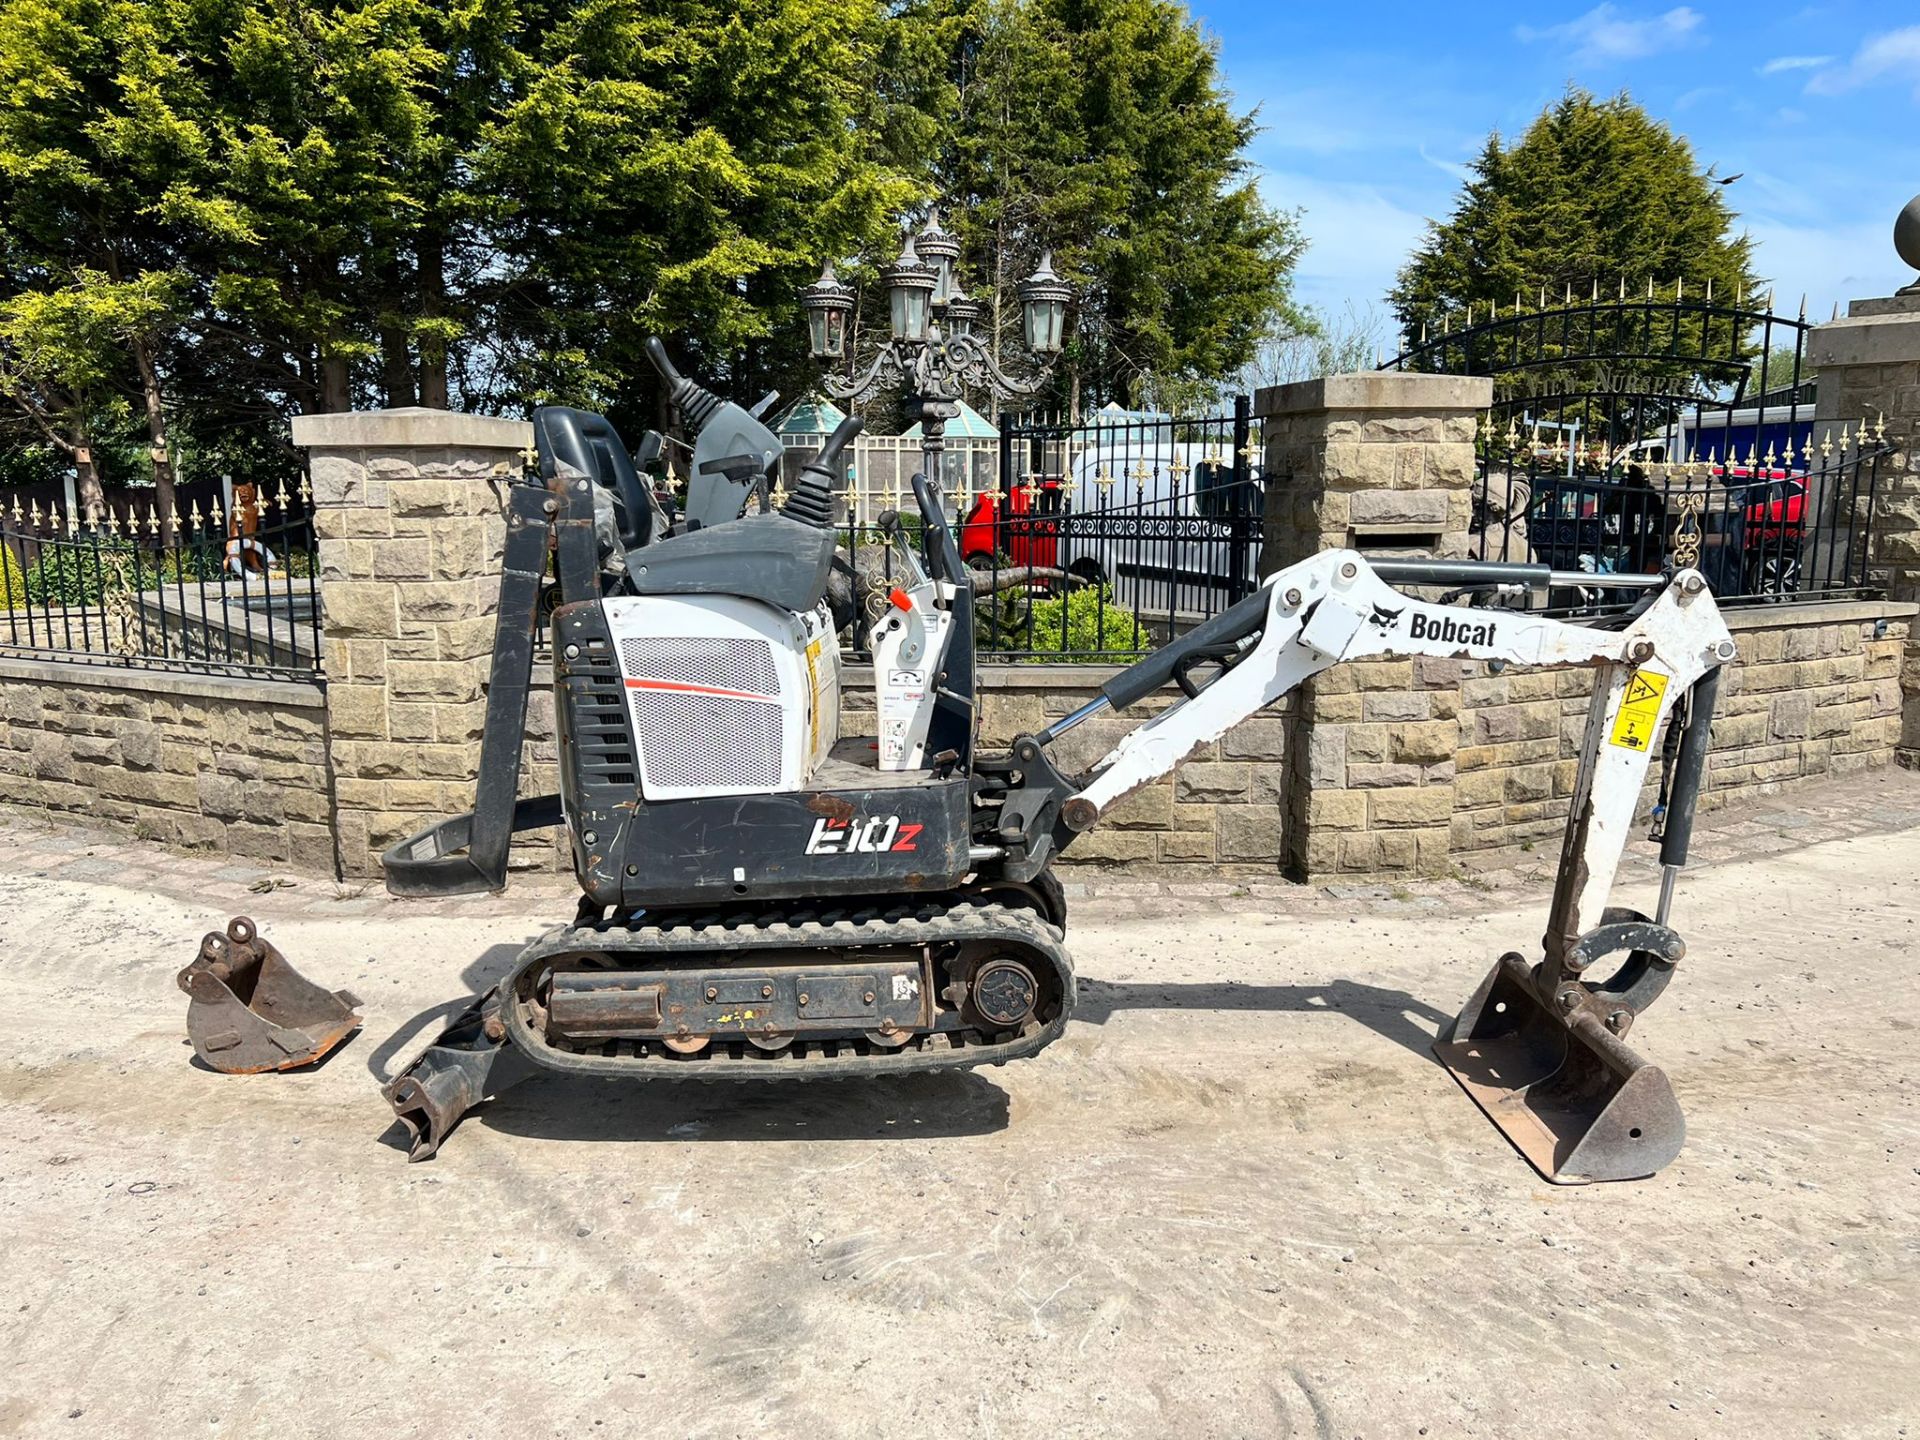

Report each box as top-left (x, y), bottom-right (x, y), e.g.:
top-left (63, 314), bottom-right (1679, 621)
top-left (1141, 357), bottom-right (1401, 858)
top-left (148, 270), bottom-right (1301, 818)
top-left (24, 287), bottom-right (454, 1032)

top-left (178, 916), bottom-right (363, 1073)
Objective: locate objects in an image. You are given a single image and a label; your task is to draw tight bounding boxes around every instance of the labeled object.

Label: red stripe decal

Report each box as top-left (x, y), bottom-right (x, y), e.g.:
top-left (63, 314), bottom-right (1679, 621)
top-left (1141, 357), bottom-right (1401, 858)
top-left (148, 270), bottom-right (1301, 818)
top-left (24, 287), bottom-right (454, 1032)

top-left (624, 677), bottom-right (778, 702)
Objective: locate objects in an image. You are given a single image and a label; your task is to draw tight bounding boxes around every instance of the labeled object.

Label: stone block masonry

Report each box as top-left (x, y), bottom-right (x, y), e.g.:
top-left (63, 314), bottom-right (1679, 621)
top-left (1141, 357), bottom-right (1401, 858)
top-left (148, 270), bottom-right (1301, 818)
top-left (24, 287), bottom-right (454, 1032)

top-left (1809, 292), bottom-right (1920, 764)
top-left (0, 657), bottom-right (330, 868)
top-left (294, 407), bottom-right (533, 875)
top-left (4, 372), bottom-right (1912, 886)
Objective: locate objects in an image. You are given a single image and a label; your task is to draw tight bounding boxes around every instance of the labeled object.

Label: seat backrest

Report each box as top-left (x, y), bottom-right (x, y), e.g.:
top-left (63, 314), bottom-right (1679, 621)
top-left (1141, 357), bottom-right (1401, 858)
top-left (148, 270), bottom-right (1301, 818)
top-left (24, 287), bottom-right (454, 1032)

top-left (533, 406), bottom-right (662, 548)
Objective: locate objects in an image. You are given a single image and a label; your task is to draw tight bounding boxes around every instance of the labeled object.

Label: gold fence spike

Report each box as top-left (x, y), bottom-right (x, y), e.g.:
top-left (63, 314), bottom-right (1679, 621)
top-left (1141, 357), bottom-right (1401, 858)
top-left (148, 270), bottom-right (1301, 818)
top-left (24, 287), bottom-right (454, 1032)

top-left (1591, 278), bottom-right (1600, 302)
top-left (1704, 277), bottom-right (1713, 302)
top-left (7, 495), bottom-right (21, 525)
top-left (212, 499), bottom-right (226, 532)
top-left (1646, 276), bottom-right (1654, 299)
top-left (29, 500), bottom-right (43, 529)
top-left (298, 476), bottom-right (313, 504)
top-left (189, 500), bottom-right (204, 530)
top-left (105, 509), bottom-right (121, 538)
top-left (1676, 277), bottom-right (1684, 301)
top-left (1874, 412), bottom-right (1887, 444)
top-left (274, 479), bottom-right (291, 515)
top-left (146, 506), bottom-right (161, 537)
top-left (1797, 293), bottom-right (1807, 319)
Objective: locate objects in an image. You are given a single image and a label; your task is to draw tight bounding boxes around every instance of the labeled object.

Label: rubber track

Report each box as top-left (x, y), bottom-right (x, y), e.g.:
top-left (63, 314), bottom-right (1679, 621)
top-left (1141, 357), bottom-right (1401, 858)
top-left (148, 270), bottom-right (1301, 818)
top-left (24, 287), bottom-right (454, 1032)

top-left (499, 899), bottom-right (1073, 1082)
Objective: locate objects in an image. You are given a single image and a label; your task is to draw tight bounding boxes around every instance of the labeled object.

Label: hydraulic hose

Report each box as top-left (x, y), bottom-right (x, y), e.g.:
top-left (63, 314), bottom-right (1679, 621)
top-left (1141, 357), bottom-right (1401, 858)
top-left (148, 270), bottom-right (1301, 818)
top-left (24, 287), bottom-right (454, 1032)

top-left (1657, 668), bottom-right (1721, 869)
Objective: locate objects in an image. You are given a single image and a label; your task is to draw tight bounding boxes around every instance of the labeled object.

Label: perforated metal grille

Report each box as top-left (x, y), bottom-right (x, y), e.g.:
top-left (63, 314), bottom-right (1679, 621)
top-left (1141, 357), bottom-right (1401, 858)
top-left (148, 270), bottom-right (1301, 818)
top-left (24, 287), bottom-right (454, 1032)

top-left (618, 635), bottom-right (778, 696)
top-left (632, 690), bottom-right (783, 789)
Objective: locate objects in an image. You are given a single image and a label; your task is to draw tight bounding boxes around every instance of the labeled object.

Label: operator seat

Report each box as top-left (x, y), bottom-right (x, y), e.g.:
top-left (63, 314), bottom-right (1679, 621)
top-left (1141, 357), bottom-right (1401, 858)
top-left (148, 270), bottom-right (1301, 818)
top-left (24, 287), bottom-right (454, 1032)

top-left (531, 404), bottom-right (839, 616)
top-left (622, 511), bottom-right (839, 616)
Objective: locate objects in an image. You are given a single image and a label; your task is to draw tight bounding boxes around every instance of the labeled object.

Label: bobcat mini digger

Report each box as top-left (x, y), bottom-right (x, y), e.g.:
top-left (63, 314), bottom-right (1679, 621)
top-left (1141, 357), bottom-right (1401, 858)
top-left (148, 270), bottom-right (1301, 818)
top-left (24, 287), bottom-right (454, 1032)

top-left (377, 341), bottom-right (1736, 1183)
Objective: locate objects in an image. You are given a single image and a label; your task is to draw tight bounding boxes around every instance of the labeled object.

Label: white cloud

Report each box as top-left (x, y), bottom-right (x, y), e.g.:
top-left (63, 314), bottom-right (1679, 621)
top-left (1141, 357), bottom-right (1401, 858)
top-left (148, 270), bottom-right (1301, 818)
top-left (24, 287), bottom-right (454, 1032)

top-left (1805, 26), bottom-right (1920, 99)
top-left (1741, 214), bottom-right (1913, 317)
top-left (1516, 5), bottom-right (1704, 63)
top-left (1258, 173), bottom-right (1436, 311)
top-left (1417, 146), bottom-right (1474, 185)
top-left (1757, 54), bottom-right (1832, 75)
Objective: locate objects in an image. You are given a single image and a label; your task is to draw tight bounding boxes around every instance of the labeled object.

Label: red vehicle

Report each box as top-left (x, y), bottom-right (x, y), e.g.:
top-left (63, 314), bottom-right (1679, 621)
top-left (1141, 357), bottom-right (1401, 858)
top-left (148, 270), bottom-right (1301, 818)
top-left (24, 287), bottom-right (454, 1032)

top-left (959, 479), bottom-right (1063, 571)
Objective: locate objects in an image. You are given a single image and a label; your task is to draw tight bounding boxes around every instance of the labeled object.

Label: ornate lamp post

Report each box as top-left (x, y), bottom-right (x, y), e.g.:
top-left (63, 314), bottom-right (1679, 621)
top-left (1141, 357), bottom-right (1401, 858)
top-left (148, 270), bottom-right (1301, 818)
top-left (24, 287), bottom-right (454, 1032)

top-left (799, 211), bottom-right (1070, 508)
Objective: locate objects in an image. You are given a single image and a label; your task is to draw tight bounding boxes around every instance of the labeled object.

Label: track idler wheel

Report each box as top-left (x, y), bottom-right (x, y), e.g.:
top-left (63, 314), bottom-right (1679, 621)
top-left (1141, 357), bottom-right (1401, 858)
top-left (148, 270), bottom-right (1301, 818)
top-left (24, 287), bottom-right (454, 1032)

top-left (969, 957), bottom-right (1040, 1031)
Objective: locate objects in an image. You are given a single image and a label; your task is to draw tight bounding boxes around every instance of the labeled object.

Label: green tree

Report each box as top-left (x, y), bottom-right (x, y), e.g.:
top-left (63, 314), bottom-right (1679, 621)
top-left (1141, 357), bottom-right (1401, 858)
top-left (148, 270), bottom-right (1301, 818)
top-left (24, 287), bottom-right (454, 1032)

top-left (472, 0), bottom-right (919, 434)
top-left (876, 0), bottom-right (1302, 415)
top-left (1391, 89), bottom-right (1758, 332)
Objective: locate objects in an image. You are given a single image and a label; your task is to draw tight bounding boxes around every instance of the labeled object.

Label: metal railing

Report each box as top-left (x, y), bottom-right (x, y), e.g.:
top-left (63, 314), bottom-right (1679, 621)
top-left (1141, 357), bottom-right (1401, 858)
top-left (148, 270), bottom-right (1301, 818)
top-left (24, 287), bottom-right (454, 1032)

top-left (1471, 425), bottom-right (1893, 611)
top-left (1, 488), bottom-right (321, 680)
top-left (837, 470), bottom-right (1264, 663)
top-left (1380, 291), bottom-right (1893, 613)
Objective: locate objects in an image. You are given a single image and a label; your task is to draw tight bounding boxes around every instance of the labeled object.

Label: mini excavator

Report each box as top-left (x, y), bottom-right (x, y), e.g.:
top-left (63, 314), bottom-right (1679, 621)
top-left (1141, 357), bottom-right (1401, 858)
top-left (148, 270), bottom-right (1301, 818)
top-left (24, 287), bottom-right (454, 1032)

top-left (376, 341), bottom-right (1736, 1183)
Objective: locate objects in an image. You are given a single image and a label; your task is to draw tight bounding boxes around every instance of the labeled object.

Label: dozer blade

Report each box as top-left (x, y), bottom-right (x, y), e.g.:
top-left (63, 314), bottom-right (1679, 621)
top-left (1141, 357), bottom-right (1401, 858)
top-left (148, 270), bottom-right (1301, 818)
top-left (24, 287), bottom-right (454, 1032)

top-left (1434, 951), bottom-right (1684, 1185)
top-left (178, 916), bottom-right (362, 1074)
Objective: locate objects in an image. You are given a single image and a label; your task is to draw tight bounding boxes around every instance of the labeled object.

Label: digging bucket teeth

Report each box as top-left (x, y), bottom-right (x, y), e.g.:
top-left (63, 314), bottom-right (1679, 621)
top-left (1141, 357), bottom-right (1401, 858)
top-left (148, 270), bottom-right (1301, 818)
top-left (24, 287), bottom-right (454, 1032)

top-left (1434, 950), bottom-right (1685, 1185)
top-left (178, 916), bottom-right (362, 1073)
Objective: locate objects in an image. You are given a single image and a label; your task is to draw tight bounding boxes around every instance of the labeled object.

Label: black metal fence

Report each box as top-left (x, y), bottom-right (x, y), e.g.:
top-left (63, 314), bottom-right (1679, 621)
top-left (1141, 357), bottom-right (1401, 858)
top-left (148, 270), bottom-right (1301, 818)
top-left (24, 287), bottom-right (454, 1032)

top-left (859, 398), bottom-right (1259, 660)
top-left (836, 405), bottom-right (1263, 662)
top-left (1, 488), bottom-right (321, 680)
top-left (1381, 291), bottom-right (1892, 611)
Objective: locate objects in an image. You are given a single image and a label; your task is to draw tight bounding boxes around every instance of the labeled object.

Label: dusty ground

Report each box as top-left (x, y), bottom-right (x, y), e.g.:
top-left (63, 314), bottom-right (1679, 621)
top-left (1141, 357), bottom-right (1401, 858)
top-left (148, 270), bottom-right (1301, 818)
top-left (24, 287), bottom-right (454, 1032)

top-left (0, 782), bottom-right (1916, 1439)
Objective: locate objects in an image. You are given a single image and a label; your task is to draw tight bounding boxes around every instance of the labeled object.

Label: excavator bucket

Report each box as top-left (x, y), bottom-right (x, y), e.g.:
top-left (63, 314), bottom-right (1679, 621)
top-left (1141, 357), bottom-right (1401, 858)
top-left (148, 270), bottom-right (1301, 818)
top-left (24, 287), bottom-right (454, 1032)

top-left (177, 916), bottom-right (362, 1073)
top-left (1434, 951), bottom-right (1685, 1184)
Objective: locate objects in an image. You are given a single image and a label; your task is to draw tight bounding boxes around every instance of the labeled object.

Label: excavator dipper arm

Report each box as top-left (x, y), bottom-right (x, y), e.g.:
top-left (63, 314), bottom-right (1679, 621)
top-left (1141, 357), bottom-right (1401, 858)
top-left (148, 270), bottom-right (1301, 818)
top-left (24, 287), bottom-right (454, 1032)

top-left (1026, 550), bottom-right (1736, 1183)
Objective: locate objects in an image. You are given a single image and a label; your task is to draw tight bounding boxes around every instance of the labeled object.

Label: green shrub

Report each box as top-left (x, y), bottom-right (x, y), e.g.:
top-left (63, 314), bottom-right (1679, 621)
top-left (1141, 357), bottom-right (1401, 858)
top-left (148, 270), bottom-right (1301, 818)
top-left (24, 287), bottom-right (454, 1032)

top-left (977, 582), bottom-right (1146, 663)
top-left (0, 545), bottom-right (24, 611)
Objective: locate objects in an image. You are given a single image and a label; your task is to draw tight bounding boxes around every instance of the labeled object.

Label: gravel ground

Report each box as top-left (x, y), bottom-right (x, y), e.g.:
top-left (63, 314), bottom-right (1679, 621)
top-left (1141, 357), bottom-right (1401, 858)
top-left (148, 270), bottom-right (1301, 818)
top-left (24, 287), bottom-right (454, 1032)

top-left (0, 817), bottom-right (1915, 1438)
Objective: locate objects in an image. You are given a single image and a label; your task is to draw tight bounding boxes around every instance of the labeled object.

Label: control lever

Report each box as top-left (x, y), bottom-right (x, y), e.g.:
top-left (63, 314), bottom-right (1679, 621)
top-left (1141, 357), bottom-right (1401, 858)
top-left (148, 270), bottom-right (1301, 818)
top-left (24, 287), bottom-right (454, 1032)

top-left (646, 336), bottom-right (783, 530)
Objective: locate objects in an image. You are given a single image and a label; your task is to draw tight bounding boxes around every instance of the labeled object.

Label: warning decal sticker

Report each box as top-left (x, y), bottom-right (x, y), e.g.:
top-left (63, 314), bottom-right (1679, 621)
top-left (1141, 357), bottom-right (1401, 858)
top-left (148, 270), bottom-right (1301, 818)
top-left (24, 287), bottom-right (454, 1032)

top-left (1609, 669), bottom-right (1670, 751)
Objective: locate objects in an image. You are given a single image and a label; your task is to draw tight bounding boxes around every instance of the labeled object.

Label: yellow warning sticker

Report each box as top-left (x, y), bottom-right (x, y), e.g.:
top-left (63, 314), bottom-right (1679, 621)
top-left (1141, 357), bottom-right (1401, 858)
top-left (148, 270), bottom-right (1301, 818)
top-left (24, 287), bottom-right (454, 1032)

top-left (1609, 669), bottom-right (1670, 751)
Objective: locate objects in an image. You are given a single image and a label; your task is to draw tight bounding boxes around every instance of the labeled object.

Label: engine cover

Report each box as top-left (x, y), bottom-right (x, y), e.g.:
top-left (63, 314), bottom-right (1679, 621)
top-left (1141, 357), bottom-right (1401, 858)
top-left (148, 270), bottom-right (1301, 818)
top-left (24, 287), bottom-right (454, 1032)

top-left (552, 597), bottom-right (970, 909)
top-left (599, 593), bottom-right (837, 799)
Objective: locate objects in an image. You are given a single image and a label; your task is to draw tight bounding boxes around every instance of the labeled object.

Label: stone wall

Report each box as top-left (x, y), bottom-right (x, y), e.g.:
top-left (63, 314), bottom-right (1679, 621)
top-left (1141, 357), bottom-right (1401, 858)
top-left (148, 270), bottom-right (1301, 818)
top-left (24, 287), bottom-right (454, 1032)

top-left (1809, 293), bottom-right (1920, 764)
top-left (1256, 372), bottom-right (1491, 574)
top-left (1446, 601), bottom-right (1907, 863)
top-left (293, 407), bottom-right (530, 875)
top-left (0, 657), bottom-right (330, 867)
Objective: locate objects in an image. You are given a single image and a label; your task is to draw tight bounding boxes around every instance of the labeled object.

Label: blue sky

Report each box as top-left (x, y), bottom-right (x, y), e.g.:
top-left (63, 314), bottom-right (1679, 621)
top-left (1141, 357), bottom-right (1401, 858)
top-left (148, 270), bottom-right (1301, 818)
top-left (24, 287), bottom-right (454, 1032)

top-left (1192, 2), bottom-right (1920, 323)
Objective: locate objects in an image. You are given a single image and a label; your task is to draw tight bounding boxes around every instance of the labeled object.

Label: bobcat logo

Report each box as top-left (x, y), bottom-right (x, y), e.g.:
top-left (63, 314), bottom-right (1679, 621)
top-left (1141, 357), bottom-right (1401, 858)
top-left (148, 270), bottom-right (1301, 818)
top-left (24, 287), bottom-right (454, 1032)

top-left (1368, 603), bottom-right (1405, 632)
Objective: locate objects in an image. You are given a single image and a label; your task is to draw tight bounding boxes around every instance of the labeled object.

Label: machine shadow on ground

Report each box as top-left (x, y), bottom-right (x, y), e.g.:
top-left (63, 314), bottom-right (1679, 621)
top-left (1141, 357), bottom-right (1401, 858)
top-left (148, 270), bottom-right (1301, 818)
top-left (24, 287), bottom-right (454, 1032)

top-left (1072, 977), bottom-right (1454, 1061)
top-left (364, 944), bottom-right (1456, 1156)
top-left (364, 938), bottom-right (542, 1083)
top-left (375, 1067), bottom-right (1014, 1154)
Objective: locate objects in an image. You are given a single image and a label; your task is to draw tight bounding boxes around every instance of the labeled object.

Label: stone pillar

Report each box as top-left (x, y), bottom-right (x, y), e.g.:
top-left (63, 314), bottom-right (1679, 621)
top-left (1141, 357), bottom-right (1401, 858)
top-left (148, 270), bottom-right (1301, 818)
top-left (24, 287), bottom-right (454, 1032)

top-left (1253, 373), bottom-right (1492, 878)
top-left (292, 407), bottom-right (533, 875)
top-left (1808, 294), bottom-right (1920, 765)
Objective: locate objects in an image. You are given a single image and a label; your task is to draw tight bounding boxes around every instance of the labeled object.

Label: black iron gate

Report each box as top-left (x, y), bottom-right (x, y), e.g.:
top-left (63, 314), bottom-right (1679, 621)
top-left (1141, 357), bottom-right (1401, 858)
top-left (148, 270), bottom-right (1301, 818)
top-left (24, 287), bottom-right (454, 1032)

top-left (968, 397), bottom-right (1262, 656)
top-left (1380, 288), bottom-right (1893, 610)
